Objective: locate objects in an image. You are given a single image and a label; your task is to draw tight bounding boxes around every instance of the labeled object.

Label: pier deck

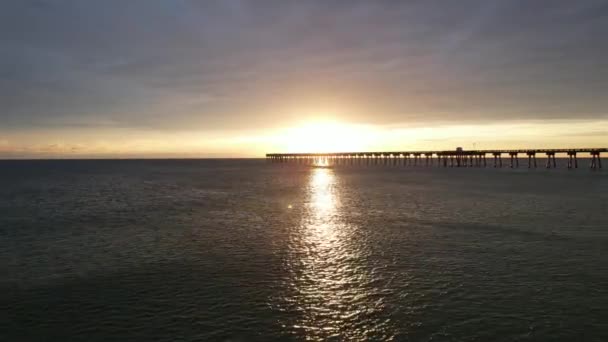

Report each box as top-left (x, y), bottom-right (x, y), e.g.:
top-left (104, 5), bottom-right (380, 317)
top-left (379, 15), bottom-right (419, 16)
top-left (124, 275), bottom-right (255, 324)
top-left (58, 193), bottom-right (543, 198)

top-left (266, 148), bottom-right (606, 169)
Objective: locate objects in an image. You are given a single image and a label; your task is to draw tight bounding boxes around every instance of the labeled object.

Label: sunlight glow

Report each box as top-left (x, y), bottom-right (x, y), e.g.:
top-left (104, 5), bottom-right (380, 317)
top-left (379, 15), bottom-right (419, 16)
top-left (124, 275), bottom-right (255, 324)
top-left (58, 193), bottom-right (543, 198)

top-left (261, 119), bottom-right (608, 155)
top-left (7, 119), bottom-right (605, 158)
top-left (280, 121), bottom-right (379, 153)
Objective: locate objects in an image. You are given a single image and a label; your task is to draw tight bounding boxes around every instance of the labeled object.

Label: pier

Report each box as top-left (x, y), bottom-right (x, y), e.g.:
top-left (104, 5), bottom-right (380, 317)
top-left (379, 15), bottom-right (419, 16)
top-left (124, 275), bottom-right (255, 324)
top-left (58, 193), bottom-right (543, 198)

top-left (266, 148), bottom-right (606, 169)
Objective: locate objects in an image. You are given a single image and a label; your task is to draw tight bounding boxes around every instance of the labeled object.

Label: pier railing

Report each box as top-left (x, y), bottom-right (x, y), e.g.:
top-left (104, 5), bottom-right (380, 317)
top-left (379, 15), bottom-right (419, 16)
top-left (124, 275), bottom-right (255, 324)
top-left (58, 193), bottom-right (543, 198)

top-left (266, 148), bottom-right (606, 169)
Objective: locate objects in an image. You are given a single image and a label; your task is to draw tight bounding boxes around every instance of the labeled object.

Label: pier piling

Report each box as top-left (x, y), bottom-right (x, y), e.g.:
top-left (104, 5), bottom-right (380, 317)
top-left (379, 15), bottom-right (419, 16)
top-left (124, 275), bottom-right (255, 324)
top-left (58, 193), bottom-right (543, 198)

top-left (546, 152), bottom-right (557, 168)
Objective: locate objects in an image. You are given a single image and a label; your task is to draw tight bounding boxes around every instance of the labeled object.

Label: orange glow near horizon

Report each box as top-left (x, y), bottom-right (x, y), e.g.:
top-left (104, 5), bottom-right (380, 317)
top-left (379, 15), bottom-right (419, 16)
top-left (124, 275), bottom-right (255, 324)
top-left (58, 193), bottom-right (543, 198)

top-left (265, 119), bottom-right (608, 155)
top-left (2, 119), bottom-right (607, 158)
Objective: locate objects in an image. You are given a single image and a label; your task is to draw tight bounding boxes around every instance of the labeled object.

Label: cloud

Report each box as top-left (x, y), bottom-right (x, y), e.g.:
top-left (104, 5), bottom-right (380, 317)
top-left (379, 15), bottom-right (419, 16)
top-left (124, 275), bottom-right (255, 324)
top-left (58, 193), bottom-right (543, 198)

top-left (0, 0), bottom-right (607, 135)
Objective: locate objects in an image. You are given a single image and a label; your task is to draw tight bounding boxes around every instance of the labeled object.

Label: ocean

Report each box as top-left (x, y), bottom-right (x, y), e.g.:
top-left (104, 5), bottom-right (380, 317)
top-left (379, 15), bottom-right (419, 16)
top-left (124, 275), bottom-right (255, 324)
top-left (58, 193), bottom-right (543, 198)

top-left (1, 159), bottom-right (607, 341)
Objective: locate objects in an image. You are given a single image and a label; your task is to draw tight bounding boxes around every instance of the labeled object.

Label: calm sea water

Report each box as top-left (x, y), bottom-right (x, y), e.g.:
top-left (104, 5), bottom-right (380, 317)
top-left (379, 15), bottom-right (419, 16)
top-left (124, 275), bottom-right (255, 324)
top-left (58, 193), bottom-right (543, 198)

top-left (1, 159), bottom-right (607, 341)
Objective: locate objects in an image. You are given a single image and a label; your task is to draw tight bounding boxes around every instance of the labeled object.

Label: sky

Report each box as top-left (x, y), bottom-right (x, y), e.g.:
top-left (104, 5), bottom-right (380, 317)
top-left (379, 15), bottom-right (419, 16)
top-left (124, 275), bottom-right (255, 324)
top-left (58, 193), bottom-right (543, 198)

top-left (1, 0), bottom-right (607, 158)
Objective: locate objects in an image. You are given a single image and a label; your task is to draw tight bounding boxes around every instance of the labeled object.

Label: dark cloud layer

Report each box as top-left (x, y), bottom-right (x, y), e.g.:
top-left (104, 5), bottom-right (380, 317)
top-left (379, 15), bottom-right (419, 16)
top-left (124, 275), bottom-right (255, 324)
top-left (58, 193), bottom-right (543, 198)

top-left (1, 0), bottom-right (607, 131)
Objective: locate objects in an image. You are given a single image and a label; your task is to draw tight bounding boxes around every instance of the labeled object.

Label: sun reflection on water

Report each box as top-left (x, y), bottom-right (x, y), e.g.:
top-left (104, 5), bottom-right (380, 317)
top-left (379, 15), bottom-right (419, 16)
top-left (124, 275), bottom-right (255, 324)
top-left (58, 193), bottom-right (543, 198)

top-left (310, 168), bottom-right (335, 216)
top-left (278, 167), bottom-right (394, 340)
top-left (313, 157), bottom-right (329, 167)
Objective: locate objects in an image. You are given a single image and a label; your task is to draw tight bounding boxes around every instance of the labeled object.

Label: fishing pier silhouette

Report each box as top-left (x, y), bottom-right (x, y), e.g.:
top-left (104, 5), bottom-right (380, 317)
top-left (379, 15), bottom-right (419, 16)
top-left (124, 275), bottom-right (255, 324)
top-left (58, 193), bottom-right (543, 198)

top-left (267, 148), bottom-right (605, 169)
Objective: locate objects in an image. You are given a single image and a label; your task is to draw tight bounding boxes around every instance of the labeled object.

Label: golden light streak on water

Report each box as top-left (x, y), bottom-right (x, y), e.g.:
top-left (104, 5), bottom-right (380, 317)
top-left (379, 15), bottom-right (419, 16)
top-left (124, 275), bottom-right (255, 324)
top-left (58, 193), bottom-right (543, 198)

top-left (281, 167), bottom-right (394, 340)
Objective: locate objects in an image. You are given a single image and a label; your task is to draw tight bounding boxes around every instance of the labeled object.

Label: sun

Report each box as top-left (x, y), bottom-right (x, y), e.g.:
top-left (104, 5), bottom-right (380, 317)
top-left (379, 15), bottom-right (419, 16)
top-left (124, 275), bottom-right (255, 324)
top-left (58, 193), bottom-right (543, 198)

top-left (280, 121), bottom-right (377, 153)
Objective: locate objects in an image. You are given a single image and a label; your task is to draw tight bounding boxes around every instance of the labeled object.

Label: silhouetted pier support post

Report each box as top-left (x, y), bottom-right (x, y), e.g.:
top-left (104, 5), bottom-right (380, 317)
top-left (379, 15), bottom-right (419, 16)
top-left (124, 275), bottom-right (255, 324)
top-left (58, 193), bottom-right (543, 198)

top-left (493, 153), bottom-right (502, 168)
top-left (567, 151), bottom-right (578, 169)
top-left (509, 152), bottom-right (519, 168)
top-left (545, 152), bottom-right (557, 168)
top-left (526, 152), bottom-right (537, 168)
top-left (590, 151), bottom-right (602, 169)
top-left (412, 153), bottom-right (420, 166)
top-left (425, 153), bottom-right (432, 166)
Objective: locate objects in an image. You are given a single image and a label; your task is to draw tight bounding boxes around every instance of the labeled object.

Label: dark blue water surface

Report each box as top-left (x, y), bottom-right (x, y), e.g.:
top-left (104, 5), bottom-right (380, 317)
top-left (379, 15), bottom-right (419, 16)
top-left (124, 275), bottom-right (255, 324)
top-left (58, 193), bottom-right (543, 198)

top-left (1, 159), bottom-right (607, 341)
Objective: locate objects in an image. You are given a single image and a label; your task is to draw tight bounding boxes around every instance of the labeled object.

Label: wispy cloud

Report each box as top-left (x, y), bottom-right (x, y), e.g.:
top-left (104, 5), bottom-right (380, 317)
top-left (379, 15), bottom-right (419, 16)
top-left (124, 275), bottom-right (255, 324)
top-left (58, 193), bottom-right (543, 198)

top-left (1, 0), bottom-right (607, 155)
